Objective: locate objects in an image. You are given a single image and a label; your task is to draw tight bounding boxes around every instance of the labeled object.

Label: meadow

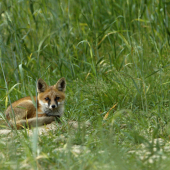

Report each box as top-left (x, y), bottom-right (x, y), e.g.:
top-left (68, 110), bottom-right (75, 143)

top-left (1, 0), bottom-right (170, 169)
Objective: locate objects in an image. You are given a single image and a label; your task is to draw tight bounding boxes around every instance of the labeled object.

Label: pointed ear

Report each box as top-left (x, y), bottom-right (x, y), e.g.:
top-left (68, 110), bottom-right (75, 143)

top-left (37, 79), bottom-right (48, 93)
top-left (55, 78), bottom-right (66, 92)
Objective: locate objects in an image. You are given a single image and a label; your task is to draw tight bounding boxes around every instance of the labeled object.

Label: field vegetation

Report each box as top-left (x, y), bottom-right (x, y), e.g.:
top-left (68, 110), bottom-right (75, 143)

top-left (1, 0), bottom-right (170, 169)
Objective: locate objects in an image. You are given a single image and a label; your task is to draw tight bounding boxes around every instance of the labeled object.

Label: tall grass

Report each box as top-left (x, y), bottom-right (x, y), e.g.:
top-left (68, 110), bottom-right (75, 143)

top-left (1, 0), bottom-right (170, 169)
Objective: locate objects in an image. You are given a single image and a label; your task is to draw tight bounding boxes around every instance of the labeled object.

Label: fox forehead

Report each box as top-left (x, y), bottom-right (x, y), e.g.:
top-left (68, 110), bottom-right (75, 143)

top-left (38, 86), bottom-right (65, 100)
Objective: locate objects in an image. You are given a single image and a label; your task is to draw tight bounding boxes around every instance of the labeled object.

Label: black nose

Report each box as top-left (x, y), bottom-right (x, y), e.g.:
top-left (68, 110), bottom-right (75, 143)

top-left (51, 105), bottom-right (55, 108)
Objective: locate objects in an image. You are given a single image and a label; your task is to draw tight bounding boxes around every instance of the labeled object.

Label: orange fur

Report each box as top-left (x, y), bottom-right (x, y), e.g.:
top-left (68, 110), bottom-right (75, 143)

top-left (5, 78), bottom-right (66, 129)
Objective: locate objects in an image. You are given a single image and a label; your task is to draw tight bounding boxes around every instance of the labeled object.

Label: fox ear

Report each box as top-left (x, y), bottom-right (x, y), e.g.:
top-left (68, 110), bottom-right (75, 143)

top-left (37, 79), bottom-right (48, 93)
top-left (55, 77), bottom-right (66, 92)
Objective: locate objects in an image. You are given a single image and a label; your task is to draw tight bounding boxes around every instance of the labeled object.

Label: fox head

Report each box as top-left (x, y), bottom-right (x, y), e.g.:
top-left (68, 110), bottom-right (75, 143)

top-left (37, 78), bottom-right (66, 117)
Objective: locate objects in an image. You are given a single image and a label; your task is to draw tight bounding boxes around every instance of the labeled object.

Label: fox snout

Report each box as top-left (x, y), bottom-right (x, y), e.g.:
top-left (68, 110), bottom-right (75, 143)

top-left (43, 96), bottom-right (60, 110)
top-left (51, 105), bottom-right (56, 109)
top-left (49, 102), bottom-right (58, 109)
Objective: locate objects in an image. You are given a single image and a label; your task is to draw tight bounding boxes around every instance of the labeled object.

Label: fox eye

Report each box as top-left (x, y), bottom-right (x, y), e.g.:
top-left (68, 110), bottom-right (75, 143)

top-left (45, 97), bottom-right (50, 101)
top-left (55, 97), bottom-right (60, 100)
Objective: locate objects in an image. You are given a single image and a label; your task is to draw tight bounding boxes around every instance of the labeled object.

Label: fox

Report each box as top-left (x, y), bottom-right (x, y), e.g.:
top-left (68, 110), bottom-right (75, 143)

top-left (5, 78), bottom-right (66, 129)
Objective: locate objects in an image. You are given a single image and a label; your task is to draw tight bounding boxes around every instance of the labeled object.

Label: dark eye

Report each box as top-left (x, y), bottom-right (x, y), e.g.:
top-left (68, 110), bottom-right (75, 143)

top-left (45, 97), bottom-right (50, 101)
top-left (55, 97), bottom-right (60, 101)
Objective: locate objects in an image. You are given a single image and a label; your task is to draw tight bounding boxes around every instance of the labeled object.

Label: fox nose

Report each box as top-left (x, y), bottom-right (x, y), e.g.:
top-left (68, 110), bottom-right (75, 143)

top-left (51, 105), bottom-right (56, 108)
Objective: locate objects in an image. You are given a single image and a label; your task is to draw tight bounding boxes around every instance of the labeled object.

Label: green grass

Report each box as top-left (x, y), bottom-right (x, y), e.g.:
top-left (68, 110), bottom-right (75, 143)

top-left (1, 0), bottom-right (170, 169)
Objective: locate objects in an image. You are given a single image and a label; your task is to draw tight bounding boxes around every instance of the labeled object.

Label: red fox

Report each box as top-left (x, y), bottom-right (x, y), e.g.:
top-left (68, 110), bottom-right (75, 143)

top-left (5, 78), bottom-right (66, 129)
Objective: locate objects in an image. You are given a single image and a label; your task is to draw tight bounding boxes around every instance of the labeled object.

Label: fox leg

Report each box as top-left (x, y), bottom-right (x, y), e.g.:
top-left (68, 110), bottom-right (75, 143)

top-left (9, 116), bottom-right (57, 129)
